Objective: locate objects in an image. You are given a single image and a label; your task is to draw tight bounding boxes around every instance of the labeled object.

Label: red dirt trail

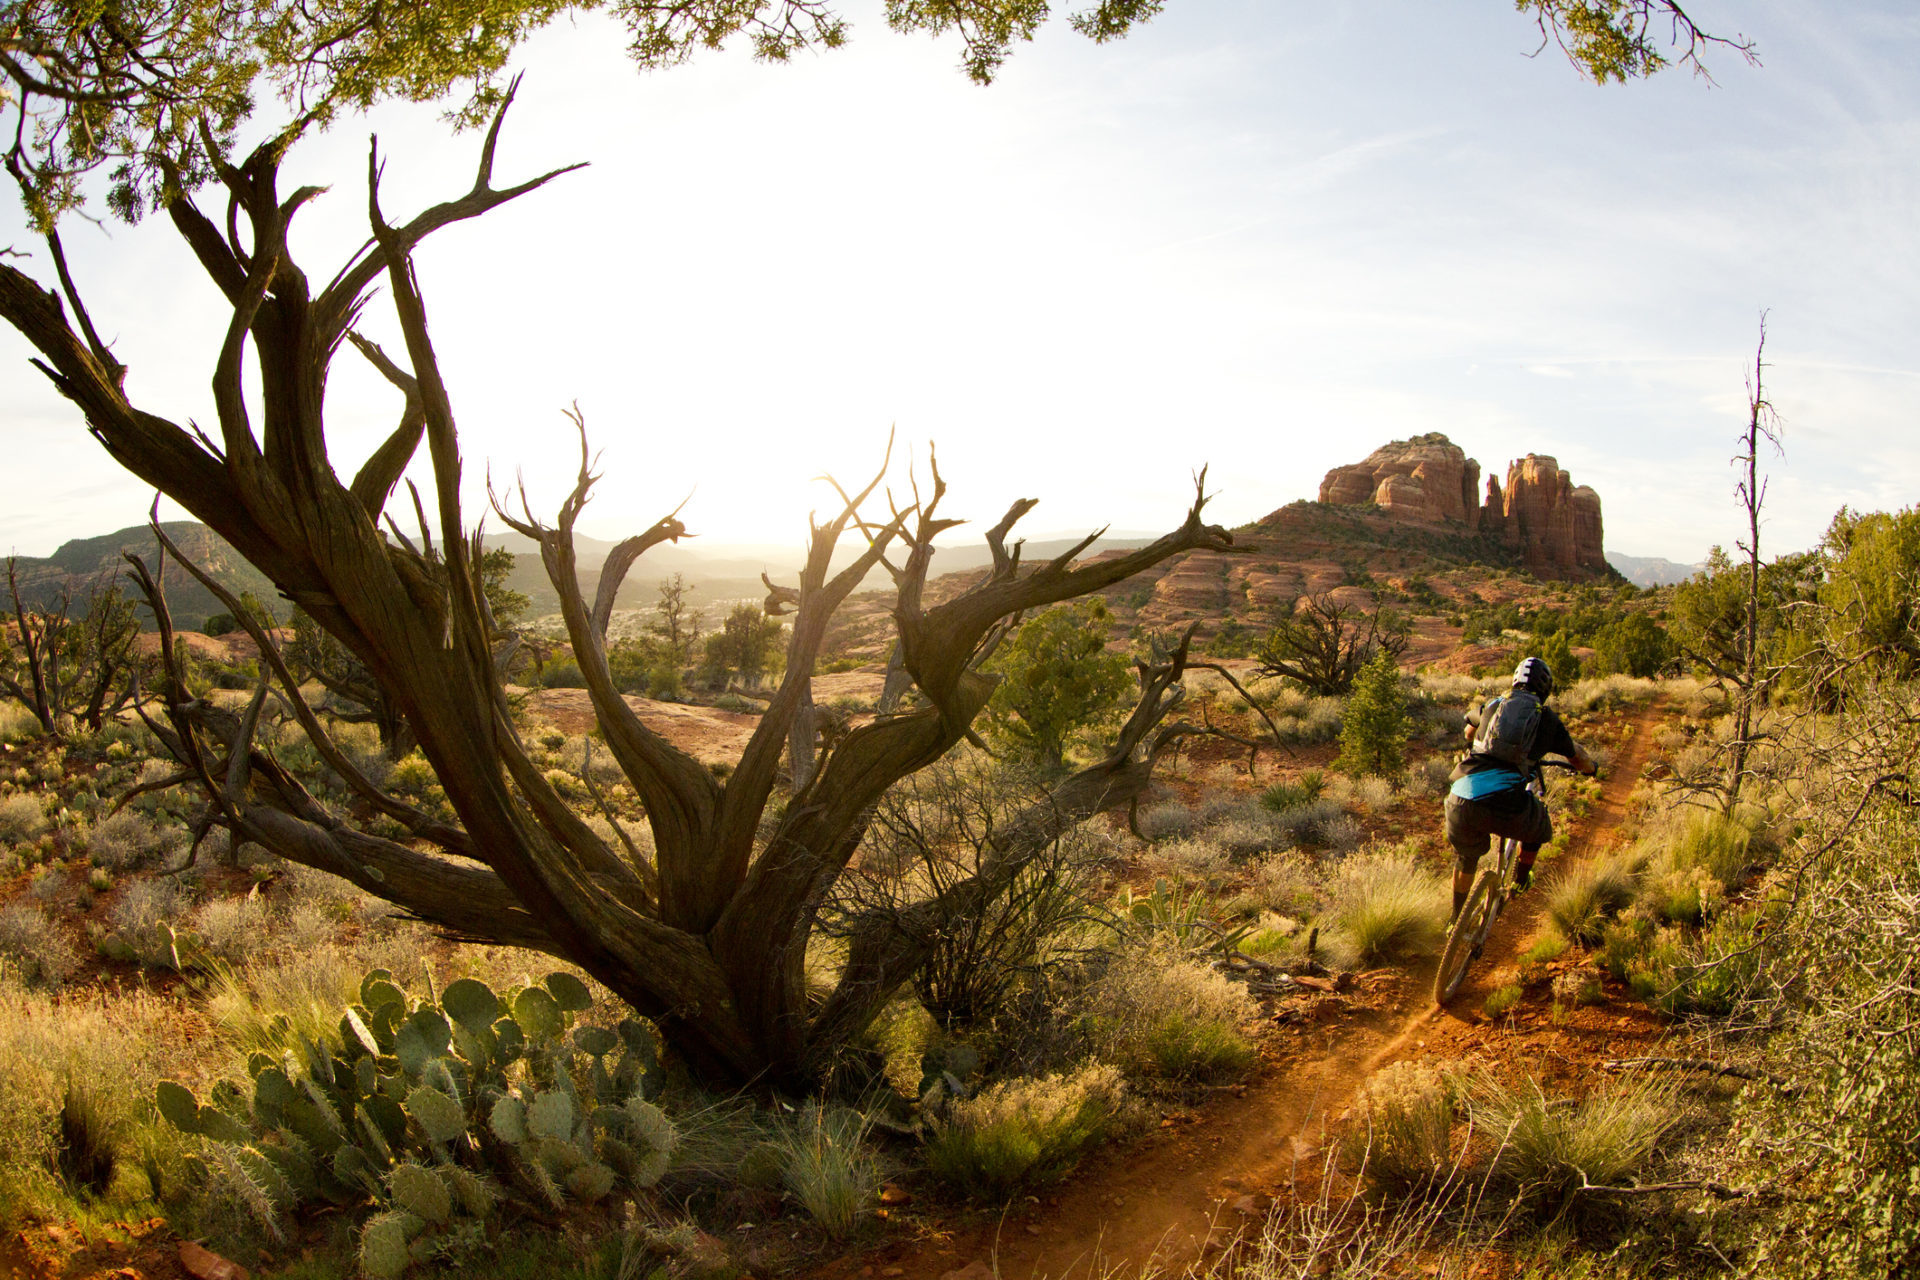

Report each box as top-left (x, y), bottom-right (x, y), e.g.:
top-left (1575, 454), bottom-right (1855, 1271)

top-left (836, 699), bottom-right (1668, 1280)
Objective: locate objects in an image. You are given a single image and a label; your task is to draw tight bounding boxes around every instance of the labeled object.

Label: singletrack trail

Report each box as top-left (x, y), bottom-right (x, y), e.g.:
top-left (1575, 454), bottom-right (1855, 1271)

top-left (840, 698), bottom-right (1668, 1280)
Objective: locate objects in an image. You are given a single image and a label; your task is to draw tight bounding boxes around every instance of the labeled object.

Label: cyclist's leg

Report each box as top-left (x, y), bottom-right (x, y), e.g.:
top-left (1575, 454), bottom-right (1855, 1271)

top-left (1443, 794), bottom-right (1493, 919)
top-left (1510, 794), bottom-right (1556, 890)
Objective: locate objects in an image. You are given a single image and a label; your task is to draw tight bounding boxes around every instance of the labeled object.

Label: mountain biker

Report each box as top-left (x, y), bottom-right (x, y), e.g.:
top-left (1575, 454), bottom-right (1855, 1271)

top-left (1444, 656), bottom-right (1598, 920)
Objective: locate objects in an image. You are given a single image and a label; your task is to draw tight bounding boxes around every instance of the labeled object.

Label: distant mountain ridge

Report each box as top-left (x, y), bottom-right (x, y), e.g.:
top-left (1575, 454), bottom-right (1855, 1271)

top-left (1606, 552), bottom-right (1702, 588)
top-left (5, 522), bottom-right (276, 632)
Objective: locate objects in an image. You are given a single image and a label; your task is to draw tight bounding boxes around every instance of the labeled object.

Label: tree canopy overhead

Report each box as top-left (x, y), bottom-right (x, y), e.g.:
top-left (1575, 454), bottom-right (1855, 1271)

top-left (2, 0), bottom-right (1755, 226)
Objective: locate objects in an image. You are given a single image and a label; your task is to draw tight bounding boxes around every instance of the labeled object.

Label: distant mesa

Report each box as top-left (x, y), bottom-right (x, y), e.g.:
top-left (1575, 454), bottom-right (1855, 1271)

top-left (1317, 432), bottom-right (1607, 579)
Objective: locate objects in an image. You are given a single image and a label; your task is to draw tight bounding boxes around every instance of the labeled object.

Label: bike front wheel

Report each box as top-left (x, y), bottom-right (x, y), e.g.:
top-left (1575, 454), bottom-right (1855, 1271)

top-left (1434, 866), bottom-right (1503, 1005)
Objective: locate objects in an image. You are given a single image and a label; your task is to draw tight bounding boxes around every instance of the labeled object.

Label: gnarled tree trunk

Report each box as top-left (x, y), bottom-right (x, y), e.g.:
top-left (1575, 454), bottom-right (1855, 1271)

top-left (0, 94), bottom-right (1232, 1086)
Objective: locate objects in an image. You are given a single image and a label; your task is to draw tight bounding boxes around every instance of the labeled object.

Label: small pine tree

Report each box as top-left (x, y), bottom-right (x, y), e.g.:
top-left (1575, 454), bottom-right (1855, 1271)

top-left (1336, 650), bottom-right (1407, 778)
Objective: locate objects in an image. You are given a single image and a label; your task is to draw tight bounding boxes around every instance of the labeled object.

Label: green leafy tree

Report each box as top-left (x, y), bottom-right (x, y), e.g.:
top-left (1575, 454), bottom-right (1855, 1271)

top-left (1816, 506), bottom-right (1920, 680)
top-left (1535, 629), bottom-right (1581, 686)
top-left (1589, 612), bottom-right (1673, 678)
top-left (1336, 649), bottom-right (1407, 778)
top-left (983, 600), bottom-right (1133, 771)
top-left (702, 602), bottom-right (785, 688)
top-left (478, 547), bottom-right (530, 630)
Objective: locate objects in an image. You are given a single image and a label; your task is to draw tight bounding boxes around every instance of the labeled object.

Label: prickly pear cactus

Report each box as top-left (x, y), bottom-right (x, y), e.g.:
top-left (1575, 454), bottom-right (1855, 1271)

top-left (154, 965), bottom-right (672, 1276)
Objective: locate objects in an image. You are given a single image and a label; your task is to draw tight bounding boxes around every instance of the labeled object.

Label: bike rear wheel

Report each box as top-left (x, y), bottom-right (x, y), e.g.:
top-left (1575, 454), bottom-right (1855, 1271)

top-left (1434, 865), bottom-right (1503, 1005)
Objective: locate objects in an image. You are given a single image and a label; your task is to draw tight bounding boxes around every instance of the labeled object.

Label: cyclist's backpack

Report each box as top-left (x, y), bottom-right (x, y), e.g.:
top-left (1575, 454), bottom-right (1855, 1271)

top-left (1472, 691), bottom-right (1542, 767)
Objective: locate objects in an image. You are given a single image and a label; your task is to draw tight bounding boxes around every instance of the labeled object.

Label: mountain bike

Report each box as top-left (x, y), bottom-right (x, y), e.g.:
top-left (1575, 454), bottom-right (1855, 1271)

top-left (1433, 758), bottom-right (1577, 1005)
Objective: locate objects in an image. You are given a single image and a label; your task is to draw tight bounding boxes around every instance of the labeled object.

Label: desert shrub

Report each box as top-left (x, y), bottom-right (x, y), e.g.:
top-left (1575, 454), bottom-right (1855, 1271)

top-left (1136, 802), bottom-right (1199, 841)
top-left (1260, 769), bottom-right (1327, 814)
top-left (1517, 931), bottom-right (1569, 969)
top-left (642, 662), bottom-right (681, 699)
top-left (191, 893), bottom-right (274, 965)
top-left (1323, 848), bottom-right (1448, 965)
top-left (1352, 775), bottom-right (1397, 810)
top-left (1483, 984), bottom-right (1523, 1018)
top-left (1147, 834), bottom-right (1230, 878)
top-left (1267, 797), bottom-right (1352, 850)
top-left (107, 878), bottom-right (186, 969)
top-left (0, 793), bottom-right (47, 844)
top-left (1207, 815), bottom-right (1287, 860)
top-left (0, 902), bottom-right (80, 989)
top-left (776, 1104), bottom-right (875, 1239)
top-left (923, 1063), bottom-right (1127, 1199)
top-left (1246, 851), bottom-right (1320, 919)
top-left (1546, 852), bottom-right (1642, 944)
top-left (1091, 942), bottom-right (1255, 1082)
top-left (1274, 696), bottom-right (1343, 745)
top-left (86, 809), bottom-right (183, 872)
top-left (1341, 1062), bottom-right (1457, 1196)
top-left (1557, 672), bottom-right (1658, 714)
top-left (1471, 1074), bottom-right (1676, 1206)
top-left (0, 701), bottom-right (42, 743)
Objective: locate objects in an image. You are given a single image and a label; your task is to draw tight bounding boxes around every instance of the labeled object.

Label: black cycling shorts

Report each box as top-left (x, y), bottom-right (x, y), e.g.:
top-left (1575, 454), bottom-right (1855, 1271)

top-left (1444, 791), bottom-right (1553, 874)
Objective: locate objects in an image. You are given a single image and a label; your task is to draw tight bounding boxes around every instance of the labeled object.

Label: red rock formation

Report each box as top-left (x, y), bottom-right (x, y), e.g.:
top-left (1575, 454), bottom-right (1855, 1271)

top-left (1317, 433), bottom-right (1481, 529)
top-left (1479, 454), bottom-right (1606, 577)
top-left (1317, 436), bottom-right (1607, 580)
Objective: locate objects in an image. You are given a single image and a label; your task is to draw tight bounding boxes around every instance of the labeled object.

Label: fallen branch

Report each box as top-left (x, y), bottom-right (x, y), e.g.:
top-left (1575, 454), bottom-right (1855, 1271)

top-left (1575, 1177), bottom-right (1753, 1200)
top-left (1602, 1056), bottom-right (1796, 1091)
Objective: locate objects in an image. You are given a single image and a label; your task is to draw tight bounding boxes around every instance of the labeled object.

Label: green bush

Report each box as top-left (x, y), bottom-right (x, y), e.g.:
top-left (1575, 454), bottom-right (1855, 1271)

top-left (924, 1064), bottom-right (1127, 1199)
top-left (1260, 769), bottom-right (1326, 814)
top-left (1336, 651), bottom-right (1408, 778)
top-left (537, 656), bottom-right (585, 689)
top-left (1483, 984), bottom-right (1523, 1018)
top-left (1091, 942), bottom-right (1256, 1082)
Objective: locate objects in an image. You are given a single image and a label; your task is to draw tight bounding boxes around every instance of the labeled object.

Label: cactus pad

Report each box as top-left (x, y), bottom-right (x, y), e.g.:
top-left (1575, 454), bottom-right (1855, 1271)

top-left (489, 1095), bottom-right (529, 1144)
top-left (388, 1162), bottom-right (453, 1223)
top-left (544, 972), bottom-right (593, 1013)
top-left (527, 1090), bottom-right (574, 1142)
top-left (512, 987), bottom-right (563, 1040)
top-left (565, 1161), bottom-right (617, 1202)
top-left (573, 1025), bottom-right (618, 1057)
top-left (441, 978), bottom-right (501, 1031)
top-left (404, 1084), bottom-right (466, 1145)
top-left (155, 1080), bottom-right (200, 1134)
top-left (359, 1209), bottom-right (425, 1280)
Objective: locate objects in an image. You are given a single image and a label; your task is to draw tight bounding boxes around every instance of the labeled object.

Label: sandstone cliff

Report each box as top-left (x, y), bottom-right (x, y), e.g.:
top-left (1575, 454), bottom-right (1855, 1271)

top-left (1317, 433), bottom-right (1482, 529)
top-left (1317, 434), bottom-right (1606, 579)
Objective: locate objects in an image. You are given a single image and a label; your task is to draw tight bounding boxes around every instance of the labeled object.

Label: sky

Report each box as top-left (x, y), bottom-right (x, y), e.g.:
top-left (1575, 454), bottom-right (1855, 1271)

top-left (2, 0), bottom-right (1917, 567)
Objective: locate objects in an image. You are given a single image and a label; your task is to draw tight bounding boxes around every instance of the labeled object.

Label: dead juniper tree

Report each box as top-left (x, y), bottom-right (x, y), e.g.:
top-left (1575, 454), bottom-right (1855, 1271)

top-left (0, 96), bottom-right (1231, 1085)
top-left (1, 558), bottom-right (141, 736)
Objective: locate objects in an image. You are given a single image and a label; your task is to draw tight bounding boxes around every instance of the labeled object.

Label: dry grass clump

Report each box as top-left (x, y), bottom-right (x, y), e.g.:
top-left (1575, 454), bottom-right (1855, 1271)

top-left (85, 810), bottom-right (183, 872)
top-left (1323, 848), bottom-right (1448, 965)
top-left (0, 962), bottom-right (194, 1219)
top-left (1555, 674), bottom-right (1657, 716)
top-left (0, 902), bottom-right (80, 989)
top-left (191, 892), bottom-right (274, 965)
top-left (1341, 1062), bottom-right (1458, 1196)
top-left (0, 702), bottom-right (41, 743)
top-left (1091, 941), bottom-right (1256, 1081)
top-left (1545, 851), bottom-right (1642, 944)
top-left (923, 1062), bottom-right (1128, 1199)
top-left (0, 792), bottom-right (49, 844)
top-left (1470, 1074), bottom-right (1677, 1204)
top-left (774, 1103), bottom-right (875, 1239)
top-left (1267, 798), bottom-right (1358, 852)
